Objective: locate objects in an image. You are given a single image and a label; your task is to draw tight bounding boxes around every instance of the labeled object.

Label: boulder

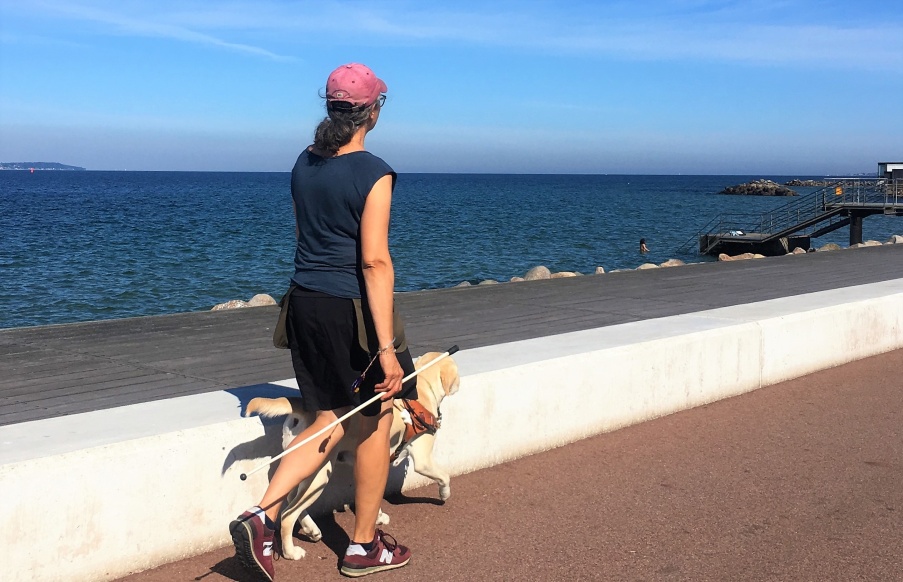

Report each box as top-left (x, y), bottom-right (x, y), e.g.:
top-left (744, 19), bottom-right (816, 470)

top-left (886, 235), bottom-right (903, 244)
top-left (659, 258), bottom-right (685, 268)
top-left (594, 266), bottom-right (606, 274)
top-left (478, 279), bottom-right (499, 285)
top-left (550, 271), bottom-right (578, 278)
top-left (849, 243), bottom-right (864, 249)
top-left (455, 281), bottom-right (472, 287)
top-left (863, 240), bottom-right (882, 247)
top-left (524, 265), bottom-right (552, 281)
top-left (510, 276), bottom-right (525, 282)
top-left (817, 243), bottom-right (842, 252)
top-left (637, 263), bottom-right (660, 269)
top-left (790, 247), bottom-right (807, 254)
top-left (211, 299), bottom-right (248, 311)
top-left (247, 293), bottom-right (277, 307)
top-left (719, 252), bottom-right (761, 261)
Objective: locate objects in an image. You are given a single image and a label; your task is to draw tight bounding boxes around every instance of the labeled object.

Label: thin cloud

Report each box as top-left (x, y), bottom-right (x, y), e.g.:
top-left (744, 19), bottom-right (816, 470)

top-left (9, 1), bottom-right (903, 68)
top-left (353, 3), bottom-right (903, 70)
top-left (537, 22), bottom-right (903, 69)
top-left (208, 0), bottom-right (903, 70)
top-left (22, 0), bottom-right (293, 61)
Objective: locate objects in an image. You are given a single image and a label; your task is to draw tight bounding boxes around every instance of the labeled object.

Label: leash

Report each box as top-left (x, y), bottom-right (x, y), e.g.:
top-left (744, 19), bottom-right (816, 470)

top-left (240, 345), bottom-right (458, 481)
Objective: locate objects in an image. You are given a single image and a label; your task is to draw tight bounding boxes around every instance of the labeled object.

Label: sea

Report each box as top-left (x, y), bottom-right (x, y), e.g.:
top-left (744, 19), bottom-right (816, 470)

top-left (2, 171), bottom-right (900, 330)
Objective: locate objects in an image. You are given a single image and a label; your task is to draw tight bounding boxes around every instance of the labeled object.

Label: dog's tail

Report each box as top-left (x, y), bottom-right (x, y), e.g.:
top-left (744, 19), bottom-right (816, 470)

top-left (244, 396), bottom-right (304, 418)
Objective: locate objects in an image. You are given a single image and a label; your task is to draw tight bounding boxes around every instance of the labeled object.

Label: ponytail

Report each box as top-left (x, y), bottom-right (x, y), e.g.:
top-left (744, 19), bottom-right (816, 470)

top-left (313, 103), bottom-right (375, 155)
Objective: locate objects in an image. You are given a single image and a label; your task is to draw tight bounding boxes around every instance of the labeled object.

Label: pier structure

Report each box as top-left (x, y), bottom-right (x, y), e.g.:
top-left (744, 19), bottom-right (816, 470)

top-left (2, 245), bottom-right (903, 581)
top-left (686, 176), bottom-right (903, 256)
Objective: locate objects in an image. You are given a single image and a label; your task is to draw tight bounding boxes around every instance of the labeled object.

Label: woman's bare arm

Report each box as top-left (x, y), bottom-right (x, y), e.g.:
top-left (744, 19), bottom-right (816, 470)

top-left (359, 174), bottom-right (402, 397)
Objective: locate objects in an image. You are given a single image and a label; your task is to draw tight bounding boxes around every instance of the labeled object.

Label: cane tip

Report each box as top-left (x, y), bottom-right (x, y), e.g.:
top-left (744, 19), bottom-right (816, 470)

top-left (239, 473), bottom-right (247, 481)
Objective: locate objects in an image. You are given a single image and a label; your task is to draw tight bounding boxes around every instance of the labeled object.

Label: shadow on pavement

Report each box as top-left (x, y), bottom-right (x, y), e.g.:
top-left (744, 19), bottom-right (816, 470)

top-left (191, 555), bottom-right (248, 582)
top-left (385, 491), bottom-right (445, 507)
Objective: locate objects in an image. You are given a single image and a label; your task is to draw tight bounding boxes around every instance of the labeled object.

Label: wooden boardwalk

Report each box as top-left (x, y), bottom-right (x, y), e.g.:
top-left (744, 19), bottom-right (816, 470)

top-left (3, 245), bottom-right (903, 427)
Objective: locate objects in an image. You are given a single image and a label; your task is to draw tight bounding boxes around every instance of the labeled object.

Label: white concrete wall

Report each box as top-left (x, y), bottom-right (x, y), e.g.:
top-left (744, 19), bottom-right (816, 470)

top-left (424, 281), bottom-right (903, 485)
top-left (2, 279), bottom-right (902, 581)
top-left (0, 404), bottom-right (278, 582)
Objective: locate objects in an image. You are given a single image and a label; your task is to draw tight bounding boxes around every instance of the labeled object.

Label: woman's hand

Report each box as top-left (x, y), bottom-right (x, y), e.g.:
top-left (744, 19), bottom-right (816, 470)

top-left (375, 350), bottom-right (403, 399)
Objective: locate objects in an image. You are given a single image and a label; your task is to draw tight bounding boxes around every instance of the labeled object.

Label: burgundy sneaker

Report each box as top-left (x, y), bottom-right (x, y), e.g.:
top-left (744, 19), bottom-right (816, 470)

top-left (229, 509), bottom-right (276, 581)
top-left (340, 529), bottom-right (412, 577)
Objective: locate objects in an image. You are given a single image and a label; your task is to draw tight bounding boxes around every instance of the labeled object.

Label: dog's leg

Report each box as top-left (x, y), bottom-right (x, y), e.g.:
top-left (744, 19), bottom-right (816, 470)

top-left (391, 447), bottom-right (410, 467)
top-left (376, 507), bottom-right (391, 526)
top-left (279, 484), bottom-right (307, 560)
top-left (408, 435), bottom-right (451, 501)
top-left (278, 460), bottom-right (332, 560)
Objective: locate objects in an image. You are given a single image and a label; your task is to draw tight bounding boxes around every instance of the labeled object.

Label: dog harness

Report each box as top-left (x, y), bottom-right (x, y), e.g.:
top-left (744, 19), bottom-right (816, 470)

top-left (391, 399), bottom-right (441, 461)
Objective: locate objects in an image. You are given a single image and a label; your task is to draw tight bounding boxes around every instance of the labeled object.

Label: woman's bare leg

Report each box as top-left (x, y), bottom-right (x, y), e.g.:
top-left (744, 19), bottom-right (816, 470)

top-left (350, 400), bottom-right (394, 543)
top-left (259, 408), bottom-right (349, 522)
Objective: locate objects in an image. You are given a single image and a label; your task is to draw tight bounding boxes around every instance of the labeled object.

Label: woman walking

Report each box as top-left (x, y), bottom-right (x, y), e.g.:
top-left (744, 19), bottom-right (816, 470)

top-left (230, 63), bottom-right (415, 580)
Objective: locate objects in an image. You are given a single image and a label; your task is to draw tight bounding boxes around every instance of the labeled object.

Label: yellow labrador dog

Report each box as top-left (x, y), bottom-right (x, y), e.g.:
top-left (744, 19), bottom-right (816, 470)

top-left (244, 352), bottom-right (460, 560)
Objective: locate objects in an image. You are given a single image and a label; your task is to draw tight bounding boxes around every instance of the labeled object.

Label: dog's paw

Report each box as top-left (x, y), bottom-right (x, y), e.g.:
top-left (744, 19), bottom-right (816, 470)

top-left (376, 509), bottom-right (390, 526)
top-left (439, 483), bottom-right (451, 502)
top-left (281, 542), bottom-right (307, 560)
top-left (299, 514), bottom-right (323, 542)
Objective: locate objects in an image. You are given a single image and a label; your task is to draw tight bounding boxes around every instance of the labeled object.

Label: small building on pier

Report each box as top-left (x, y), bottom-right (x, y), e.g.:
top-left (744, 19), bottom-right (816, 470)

top-left (879, 162), bottom-right (903, 180)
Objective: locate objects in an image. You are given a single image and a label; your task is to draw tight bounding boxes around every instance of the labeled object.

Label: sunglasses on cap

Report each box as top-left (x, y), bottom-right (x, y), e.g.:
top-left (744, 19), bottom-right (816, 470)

top-left (329, 94), bottom-right (386, 112)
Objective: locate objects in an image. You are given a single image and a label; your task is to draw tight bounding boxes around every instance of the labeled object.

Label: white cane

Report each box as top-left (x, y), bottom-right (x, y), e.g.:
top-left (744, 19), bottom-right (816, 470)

top-left (240, 345), bottom-right (459, 481)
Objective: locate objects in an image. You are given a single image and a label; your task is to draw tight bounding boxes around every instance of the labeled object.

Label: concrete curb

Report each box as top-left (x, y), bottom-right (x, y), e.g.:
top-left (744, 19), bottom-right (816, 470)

top-left (2, 279), bottom-right (902, 581)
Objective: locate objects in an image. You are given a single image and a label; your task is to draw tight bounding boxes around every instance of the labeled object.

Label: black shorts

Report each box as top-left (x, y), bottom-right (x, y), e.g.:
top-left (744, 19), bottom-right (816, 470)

top-left (286, 286), bottom-right (416, 417)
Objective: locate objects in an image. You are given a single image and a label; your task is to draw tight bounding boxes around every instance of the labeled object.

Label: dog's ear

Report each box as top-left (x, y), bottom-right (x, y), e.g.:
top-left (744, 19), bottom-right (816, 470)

top-left (415, 352), bottom-right (441, 370)
top-left (438, 358), bottom-right (460, 396)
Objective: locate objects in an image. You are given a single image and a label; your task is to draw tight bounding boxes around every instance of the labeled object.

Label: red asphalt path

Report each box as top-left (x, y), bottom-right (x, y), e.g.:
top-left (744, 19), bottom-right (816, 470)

top-left (118, 349), bottom-right (903, 582)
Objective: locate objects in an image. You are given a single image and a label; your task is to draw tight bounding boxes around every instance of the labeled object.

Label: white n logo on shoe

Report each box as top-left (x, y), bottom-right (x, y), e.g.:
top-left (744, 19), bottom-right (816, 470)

top-left (263, 541), bottom-right (273, 557)
top-left (379, 548), bottom-right (393, 564)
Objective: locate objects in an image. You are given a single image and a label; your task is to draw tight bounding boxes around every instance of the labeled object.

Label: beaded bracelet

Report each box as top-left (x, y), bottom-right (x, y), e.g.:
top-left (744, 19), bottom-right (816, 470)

top-left (377, 341), bottom-right (396, 355)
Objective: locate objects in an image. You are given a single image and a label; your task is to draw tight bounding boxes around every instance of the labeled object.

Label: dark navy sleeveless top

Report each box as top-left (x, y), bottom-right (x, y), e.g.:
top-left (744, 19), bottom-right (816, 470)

top-left (290, 149), bottom-right (396, 298)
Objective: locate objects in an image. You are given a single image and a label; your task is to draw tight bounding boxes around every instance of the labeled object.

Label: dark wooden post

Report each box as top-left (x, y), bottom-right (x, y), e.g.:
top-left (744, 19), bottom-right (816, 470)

top-left (849, 213), bottom-right (864, 246)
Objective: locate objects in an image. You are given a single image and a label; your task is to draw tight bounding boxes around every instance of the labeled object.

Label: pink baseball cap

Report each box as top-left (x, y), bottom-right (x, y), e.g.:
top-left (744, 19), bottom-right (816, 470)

top-left (326, 63), bottom-right (387, 107)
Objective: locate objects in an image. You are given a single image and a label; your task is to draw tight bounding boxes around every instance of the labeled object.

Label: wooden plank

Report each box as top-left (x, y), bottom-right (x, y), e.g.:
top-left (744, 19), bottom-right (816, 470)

top-left (1, 367), bottom-right (155, 397)
top-left (0, 355), bottom-right (123, 387)
top-left (20, 375), bottom-right (221, 409)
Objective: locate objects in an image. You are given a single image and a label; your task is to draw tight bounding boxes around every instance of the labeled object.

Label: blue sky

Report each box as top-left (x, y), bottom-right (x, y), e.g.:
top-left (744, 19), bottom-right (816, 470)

top-left (0, 0), bottom-right (900, 174)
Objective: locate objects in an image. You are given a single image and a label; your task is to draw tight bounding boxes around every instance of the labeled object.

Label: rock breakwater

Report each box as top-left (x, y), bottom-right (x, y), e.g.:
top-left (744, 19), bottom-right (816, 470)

top-left (211, 235), bottom-right (903, 310)
top-left (719, 179), bottom-right (797, 196)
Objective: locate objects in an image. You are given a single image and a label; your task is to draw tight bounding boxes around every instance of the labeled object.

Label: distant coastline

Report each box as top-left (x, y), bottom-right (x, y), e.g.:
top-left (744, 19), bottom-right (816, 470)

top-left (0, 162), bottom-right (86, 171)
